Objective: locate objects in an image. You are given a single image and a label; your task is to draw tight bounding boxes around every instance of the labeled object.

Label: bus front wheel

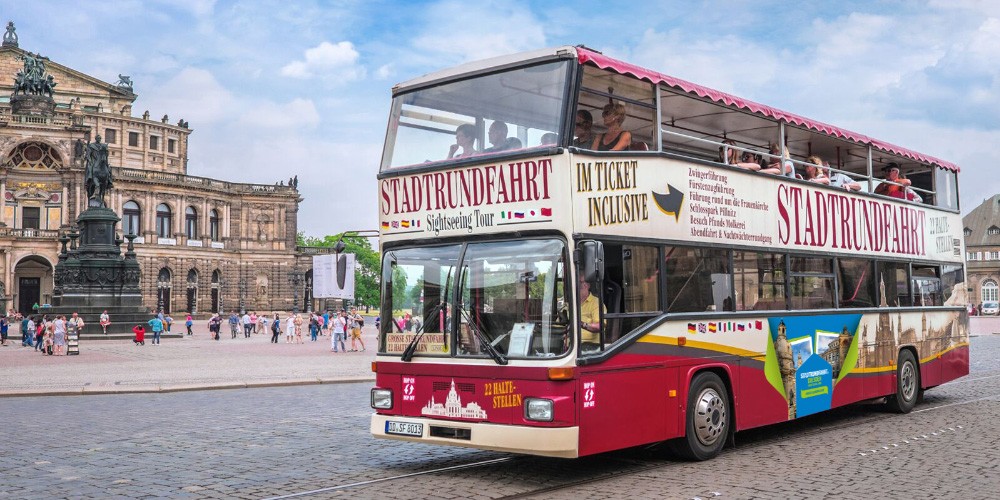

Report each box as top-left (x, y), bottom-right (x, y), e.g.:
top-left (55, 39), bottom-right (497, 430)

top-left (886, 350), bottom-right (920, 414)
top-left (670, 372), bottom-right (729, 461)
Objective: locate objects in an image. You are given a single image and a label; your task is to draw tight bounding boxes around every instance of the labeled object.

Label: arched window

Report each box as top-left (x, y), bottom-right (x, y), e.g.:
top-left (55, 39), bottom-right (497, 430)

top-left (211, 269), bottom-right (222, 313)
top-left (156, 203), bottom-right (172, 238)
top-left (982, 279), bottom-right (999, 302)
top-left (185, 206), bottom-right (198, 239)
top-left (209, 209), bottom-right (221, 241)
top-left (123, 201), bottom-right (141, 236)
top-left (965, 228), bottom-right (973, 237)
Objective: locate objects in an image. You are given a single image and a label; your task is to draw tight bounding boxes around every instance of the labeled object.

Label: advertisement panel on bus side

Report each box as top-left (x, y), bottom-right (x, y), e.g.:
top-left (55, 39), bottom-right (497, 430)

top-left (378, 156), bottom-right (573, 242)
top-left (570, 155), bottom-right (965, 263)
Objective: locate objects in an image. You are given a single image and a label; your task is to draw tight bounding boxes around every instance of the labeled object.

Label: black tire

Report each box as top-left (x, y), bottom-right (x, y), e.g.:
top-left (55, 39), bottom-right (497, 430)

top-left (670, 372), bottom-right (730, 461)
top-left (886, 350), bottom-right (920, 414)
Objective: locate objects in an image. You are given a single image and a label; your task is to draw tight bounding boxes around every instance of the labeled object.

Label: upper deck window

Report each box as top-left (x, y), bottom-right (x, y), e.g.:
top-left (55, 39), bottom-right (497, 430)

top-left (380, 60), bottom-right (572, 170)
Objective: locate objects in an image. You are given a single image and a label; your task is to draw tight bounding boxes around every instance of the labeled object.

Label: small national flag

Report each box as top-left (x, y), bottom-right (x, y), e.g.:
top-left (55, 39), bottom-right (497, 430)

top-left (687, 323), bottom-right (696, 334)
top-left (709, 323), bottom-right (717, 333)
top-left (391, 221), bottom-right (399, 228)
top-left (737, 323), bottom-right (745, 331)
top-left (381, 221), bottom-right (389, 229)
top-left (514, 211), bottom-right (525, 218)
top-left (401, 220), bottom-right (410, 228)
top-left (755, 320), bottom-right (763, 330)
top-left (540, 207), bottom-right (553, 217)
top-left (698, 324), bottom-right (706, 333)
top-left (415, 219), bottom-right (420, 227)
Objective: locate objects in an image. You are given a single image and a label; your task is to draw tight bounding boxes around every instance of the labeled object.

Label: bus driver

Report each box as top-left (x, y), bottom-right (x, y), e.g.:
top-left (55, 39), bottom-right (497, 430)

top-left (578, 278), bottom-right (605, 347)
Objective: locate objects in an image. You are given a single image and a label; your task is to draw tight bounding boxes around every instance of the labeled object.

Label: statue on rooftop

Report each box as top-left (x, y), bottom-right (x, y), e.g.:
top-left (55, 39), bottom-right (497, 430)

top-left (13, 51), bottom-right (55, 97)
top-left (116, 74), bottom-right (133, 93)
top-left (3, 21), bottom-right (17, 47)
top-left (84, 135), bottom-right (113, 206)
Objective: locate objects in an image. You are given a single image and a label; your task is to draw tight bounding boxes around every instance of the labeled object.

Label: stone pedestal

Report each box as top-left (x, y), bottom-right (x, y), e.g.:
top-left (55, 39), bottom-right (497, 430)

top-left (11, 94), bottom-right (55, 117)
top-left (51, 206), bottom-right (153, 338)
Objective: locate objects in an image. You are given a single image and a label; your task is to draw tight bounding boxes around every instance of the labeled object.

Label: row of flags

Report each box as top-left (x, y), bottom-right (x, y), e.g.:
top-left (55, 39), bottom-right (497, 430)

top-left (381, 207), bottom-right (554, 231)
top-left (687, 320), bottom-right (765, 334)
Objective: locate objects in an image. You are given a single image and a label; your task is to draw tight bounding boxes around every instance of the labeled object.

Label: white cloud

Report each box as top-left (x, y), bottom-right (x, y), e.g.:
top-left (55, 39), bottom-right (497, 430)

top-left (137, 67), bottom-right (234, 124)
top-left (410, 1), bottom-right (546, 63)
top-left (375, 64), bottom-right (394, 80)
top-left (280, 41), bottom-right (364, 82)
top-left (239, 98), bottom-right (320, 129)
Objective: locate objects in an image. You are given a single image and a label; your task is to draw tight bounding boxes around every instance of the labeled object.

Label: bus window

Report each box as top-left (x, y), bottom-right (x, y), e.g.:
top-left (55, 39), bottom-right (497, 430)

top-left (597, 243), bottom-right (660, 345)
top-left (789, 256), bottom-right (834, 310)
top-left (935, 168), bottom-right (959, 210)
top-left (912, 265), bottom-right (943, 306)
top-left (457, 239), bottom-right (569, 359)
top-left (877, 261), bottom-right (910, 307)
top-left (380, 245), bottom-right (461, 355)
top-left (663, 247), bottom-right (731, 313)
top-left (838, 258), bottom-right (876, 308)
top-left (941, 264), bottom-right (964, 304)
top-left (733, 251), bottom-right (786, 311)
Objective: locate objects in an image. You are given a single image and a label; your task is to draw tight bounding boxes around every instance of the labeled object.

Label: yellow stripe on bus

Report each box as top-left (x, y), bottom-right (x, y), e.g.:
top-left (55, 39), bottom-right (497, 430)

top-left (637, 335), bottom-right (763, 358)
top-left (847, 342), bottom-right (970, 374)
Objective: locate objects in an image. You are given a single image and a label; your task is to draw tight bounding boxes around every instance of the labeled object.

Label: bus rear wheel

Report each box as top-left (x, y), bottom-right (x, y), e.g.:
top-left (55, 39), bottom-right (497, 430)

top-left (886, 350), bottom-right (919, 414)
top-left (671, 372), bottom-right (729, 461)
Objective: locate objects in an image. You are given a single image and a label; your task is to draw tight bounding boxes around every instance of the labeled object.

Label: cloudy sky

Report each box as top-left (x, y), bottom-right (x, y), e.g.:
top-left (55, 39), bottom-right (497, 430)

top-left (5, 0), bottom-right (998, 237)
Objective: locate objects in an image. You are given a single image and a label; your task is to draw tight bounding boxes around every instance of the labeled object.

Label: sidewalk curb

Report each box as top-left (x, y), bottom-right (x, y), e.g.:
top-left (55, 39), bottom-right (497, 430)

top-left (0, 376), bottom-right (376, 398)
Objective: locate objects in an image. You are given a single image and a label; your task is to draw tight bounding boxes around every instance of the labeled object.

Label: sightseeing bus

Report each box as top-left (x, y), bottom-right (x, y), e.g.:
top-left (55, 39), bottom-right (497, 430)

top-left (369, 46), bottom-right (969, 460)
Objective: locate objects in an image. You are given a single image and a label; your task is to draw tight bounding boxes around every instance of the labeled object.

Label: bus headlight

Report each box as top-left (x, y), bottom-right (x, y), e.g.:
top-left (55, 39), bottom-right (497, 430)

top-left (371, 388), bottom-right (393, 409)
top-left (525, 398), bottom-right (553, 421)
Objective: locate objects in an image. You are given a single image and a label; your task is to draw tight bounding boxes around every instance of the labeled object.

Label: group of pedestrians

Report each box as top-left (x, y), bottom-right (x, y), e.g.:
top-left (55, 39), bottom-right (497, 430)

top-left (204, 308), bottom-right (368, 353)
top-left (6, 310), bottom-right (84, 356)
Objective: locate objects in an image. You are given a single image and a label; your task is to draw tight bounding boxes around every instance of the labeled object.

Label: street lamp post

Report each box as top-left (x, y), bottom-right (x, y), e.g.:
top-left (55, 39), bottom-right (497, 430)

top-left (238, 264), bottom-right (246, 314)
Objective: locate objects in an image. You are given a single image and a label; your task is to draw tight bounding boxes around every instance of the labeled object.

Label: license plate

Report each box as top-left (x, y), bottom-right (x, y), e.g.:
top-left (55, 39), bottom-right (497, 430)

top-left (386, 421), bottom-right (424, 437)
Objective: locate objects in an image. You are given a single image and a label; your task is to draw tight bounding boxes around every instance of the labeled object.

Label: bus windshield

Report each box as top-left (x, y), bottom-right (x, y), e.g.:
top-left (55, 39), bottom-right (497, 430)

top-left (380, 60), bottom-right (572, 170)
top-left (381, 239), bottom-right (570, 359)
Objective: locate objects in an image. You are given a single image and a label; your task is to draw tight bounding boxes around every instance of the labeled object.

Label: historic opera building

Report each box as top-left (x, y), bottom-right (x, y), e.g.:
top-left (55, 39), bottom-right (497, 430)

top-left (0, 24), bottom-right (314, 317)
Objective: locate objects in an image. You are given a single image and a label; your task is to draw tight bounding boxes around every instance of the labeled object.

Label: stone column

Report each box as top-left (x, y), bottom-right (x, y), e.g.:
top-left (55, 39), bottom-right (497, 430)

top-left (61, 185), bottom-right (68, 226)
top-left (0, 180), bottom-right (6, 227)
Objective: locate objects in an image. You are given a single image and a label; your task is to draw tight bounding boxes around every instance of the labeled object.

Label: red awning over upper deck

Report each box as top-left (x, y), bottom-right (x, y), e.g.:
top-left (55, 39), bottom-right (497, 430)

top-left (576, 47), bottom-right (958, 172)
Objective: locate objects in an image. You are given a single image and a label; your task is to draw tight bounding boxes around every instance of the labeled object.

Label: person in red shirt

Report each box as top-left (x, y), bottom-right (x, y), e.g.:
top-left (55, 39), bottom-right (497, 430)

top-left (874, 163), bottom-right (910, 199)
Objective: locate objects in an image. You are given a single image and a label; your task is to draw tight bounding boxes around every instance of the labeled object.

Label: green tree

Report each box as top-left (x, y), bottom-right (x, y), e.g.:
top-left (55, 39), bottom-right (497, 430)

top-left (298, 232), bottom-right (381, 308)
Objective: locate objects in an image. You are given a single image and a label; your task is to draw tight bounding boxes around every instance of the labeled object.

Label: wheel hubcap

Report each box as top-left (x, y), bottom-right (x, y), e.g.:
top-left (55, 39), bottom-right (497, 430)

top-left (694, 388), bottom-right (726, 446)
top-left (900, 361), bottom-right (916, 402)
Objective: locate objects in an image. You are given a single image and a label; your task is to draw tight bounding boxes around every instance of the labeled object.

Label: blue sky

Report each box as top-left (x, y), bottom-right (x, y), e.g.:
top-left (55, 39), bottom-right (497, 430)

top-left (4, 0), bottom-right (998, 236)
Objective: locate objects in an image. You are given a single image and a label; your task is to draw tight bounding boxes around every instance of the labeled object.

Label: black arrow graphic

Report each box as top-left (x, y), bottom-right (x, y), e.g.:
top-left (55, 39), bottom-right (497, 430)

top-left (652, 184), bottom-right (684, 221)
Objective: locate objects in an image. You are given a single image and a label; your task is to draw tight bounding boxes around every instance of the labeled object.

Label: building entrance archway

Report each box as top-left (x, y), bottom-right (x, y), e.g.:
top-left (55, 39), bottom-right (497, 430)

top-left (14, 255), bottom-right (54, 315)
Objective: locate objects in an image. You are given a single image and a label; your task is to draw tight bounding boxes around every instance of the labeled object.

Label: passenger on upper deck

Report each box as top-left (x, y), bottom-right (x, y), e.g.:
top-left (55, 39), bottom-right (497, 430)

top-left (803, 156), bottom-right (830, 185)
top-left (719, 140), bottom-right (761, 171)
top-left (759, 143), bottom-right (794, 177)
top-left (573, 110), bottom-right (594, 148)
top-left (593, 102), bottom-right (632, 151)
top-left (540, 133), bottom-right (558, 145)
top-left (483, 121), bottom-right (522, 153)
top-left (873, 162), bottom-right (910, 199)
top-left (824, 161), bottom-right (861, 191)
top-left (447, 123), bottom-right (478, 159)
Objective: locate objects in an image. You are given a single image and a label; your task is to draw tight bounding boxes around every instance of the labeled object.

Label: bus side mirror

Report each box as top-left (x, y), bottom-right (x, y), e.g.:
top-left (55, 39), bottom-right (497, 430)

top-left (382, 252), bottom-right (395, 284)
top-left (578, 240), bottom-right (604, 283)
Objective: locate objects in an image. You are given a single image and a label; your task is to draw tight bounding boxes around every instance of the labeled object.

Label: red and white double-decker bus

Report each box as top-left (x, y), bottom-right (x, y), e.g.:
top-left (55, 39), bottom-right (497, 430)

top-left (370, 46), bottom-right (969, 460)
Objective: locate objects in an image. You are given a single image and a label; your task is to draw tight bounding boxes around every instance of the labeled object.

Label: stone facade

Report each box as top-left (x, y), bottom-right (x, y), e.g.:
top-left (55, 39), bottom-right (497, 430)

top-left (0, 30), bottom-right (313, 317)
top-left (963, 195), bottom-right (1000, 310)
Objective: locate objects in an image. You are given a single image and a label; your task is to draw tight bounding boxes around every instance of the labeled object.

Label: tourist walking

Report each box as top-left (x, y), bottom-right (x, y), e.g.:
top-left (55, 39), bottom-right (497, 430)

top-left (53, 315), bottom-right (67, 355)
top-left (34, 316), bottom-right (45, 352)
top-left (331, 310), bottom-right (347, 353)
top-left (229, 311), bottom-right (239, 339)
top-left (309, 314), bottom-right (319, 342)
top-left (0, 314), bottom-right (8, 346)
top-left (284, 313), bottom-right (295, 343)
top-left (21, 314), bottom-right (32, 347)
top-left (349, 308), bottom-right (365, 352)
top-left (270, 313), bottom-right (281, 343)
top-left (242, 311), bottom-right (252, 338)
top-left (147, 315), bottom-right (164, 345)
top-left (293, 313), bottom-right (304, 344)
top-left (42, 319), bottom-right (54, 355)
top-left (100, 310), bottom-right (110, 334)
top-left (164, 314), bottom-right (173, 334)
top-left (208, 313), bottom-right (221, 341)
top-left (185, 314), bottom-right (193, 335)
top-left (257, 313), bottom-right (266, 335)
top-left (249, 311), bottom-right (258, 334)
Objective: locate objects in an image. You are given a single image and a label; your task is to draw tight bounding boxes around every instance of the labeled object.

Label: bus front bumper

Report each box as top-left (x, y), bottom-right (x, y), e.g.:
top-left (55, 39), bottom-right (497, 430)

top-left (370, 414), bottom-right (579, 458)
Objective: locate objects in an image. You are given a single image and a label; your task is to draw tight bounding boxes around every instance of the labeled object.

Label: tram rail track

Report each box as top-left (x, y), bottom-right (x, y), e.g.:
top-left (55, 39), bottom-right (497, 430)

top-left (266, 375), bottom-right (1000, 500)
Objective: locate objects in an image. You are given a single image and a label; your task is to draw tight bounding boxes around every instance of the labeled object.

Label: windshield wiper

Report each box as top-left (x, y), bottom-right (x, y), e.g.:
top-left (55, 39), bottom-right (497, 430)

top-left (402, 266), bottom-right (454, 362)
top-left (459, 306), bottom-right (507, 365)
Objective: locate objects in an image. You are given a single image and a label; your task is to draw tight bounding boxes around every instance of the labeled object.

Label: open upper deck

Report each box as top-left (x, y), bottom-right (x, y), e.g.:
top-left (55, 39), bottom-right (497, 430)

top-left (380, 45), bottom-right (959, 213)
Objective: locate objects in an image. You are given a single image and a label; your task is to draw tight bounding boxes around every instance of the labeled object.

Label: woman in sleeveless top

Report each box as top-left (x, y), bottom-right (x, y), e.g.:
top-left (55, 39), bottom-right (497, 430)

top-left (592, 101), bottom-right (632, 151)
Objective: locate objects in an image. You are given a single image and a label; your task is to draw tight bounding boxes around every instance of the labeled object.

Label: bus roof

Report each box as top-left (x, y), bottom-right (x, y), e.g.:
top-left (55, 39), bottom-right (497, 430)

top-left (393, 45), bottom-right (958, 173)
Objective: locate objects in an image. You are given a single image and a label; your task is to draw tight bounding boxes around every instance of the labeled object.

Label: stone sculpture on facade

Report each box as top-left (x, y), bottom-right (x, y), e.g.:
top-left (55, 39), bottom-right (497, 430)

top-left (3, 21), bottom-right (17, 47)
top-left (116, 74), bottom-right (133, 93)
